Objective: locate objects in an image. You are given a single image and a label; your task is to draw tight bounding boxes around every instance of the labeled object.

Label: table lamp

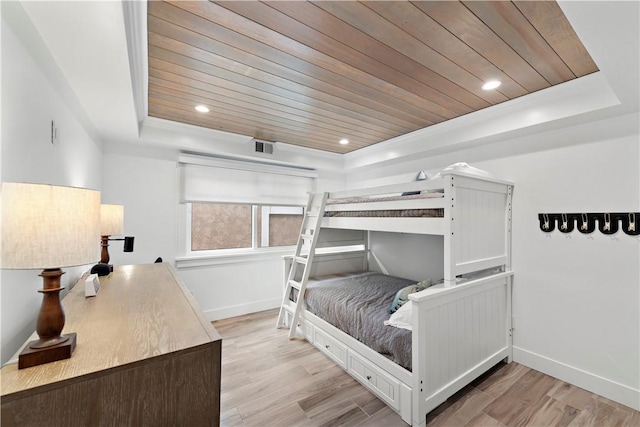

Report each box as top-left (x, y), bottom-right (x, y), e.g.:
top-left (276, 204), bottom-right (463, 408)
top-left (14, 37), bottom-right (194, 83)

top-left (0, 182), bottom-right (100, 369)
top-left (94, 204), bottom-right (134, 276)
top-left (100, 204), bottom-right (124, 264)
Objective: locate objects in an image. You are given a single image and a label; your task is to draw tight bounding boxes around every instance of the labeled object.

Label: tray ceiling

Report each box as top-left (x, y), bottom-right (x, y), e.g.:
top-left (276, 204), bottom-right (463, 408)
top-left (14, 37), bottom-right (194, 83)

top-left (147, 1), bottom-right (598, 154)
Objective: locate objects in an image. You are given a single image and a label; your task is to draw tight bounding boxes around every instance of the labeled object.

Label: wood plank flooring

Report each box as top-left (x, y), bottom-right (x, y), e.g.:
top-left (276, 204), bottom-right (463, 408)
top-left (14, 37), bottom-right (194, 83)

top-left (213, 309), bottom-right (639, 426)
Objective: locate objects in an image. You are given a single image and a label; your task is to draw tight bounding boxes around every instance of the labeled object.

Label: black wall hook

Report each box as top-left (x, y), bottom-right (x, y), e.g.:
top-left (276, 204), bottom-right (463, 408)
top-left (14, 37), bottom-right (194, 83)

top-left (538, 212), bottom-right (640, 236)
top-left (577, 213), bottom-right (596, 234)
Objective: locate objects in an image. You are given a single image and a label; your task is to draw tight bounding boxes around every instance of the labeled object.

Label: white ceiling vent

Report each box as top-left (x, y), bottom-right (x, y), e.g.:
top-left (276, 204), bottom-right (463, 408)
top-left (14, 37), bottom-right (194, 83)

top-left (254, 139), bottom-right (274, 155)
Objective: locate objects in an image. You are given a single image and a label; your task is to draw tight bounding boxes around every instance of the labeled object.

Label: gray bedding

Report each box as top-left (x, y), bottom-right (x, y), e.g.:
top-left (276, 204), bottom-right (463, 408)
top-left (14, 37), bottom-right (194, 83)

top-left (325, 192), bottom-right (444, 218)
top-left (324, 208), bottom-right (443, 218)
top-left (304, 271), bottom-right (414, 371)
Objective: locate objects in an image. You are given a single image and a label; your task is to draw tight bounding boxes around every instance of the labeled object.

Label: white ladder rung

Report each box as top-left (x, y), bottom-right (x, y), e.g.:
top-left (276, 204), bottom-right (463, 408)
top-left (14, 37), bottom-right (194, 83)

top-left (300, 233), bottom-right (314, 240)
top-left (293, 256), bottom-right (308, 265)
top-left (306, 211), bottom-right (320, 217)
top-left (282, 304), bottom-right (294, 314)
top-left (288, 279), bottom-right (302, 290)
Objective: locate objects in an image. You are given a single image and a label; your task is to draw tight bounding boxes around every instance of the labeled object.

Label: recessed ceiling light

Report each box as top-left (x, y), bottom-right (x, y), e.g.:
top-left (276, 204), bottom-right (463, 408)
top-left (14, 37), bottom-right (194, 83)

top-left (339, 138), bottom-right (349, 145)
top-left (482, 80), bottom-right (502, 90)
top-left (195, 105), bottom-right (210, 113)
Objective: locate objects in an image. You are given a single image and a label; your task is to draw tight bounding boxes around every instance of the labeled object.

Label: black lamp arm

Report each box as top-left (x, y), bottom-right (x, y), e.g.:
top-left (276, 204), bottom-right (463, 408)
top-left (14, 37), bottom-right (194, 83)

top-left (107, 236), bottom-right (135, 252)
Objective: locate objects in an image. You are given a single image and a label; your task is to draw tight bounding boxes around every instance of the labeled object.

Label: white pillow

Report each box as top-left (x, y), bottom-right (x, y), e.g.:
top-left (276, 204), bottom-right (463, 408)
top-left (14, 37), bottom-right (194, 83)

top-left (384, 301), bottom-right (413, 331)
top-left (432, 162), bottom-right (493, 180)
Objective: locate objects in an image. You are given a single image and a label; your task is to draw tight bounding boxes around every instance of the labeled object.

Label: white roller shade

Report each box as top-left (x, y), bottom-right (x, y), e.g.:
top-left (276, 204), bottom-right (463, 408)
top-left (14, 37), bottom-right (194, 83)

top-left (179, 154), bottom-right (316, 206)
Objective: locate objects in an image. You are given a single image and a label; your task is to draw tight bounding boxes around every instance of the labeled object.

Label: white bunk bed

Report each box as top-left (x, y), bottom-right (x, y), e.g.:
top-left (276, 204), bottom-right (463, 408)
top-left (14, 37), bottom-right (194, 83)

top-left (282, 170), bottom-right (514, 426)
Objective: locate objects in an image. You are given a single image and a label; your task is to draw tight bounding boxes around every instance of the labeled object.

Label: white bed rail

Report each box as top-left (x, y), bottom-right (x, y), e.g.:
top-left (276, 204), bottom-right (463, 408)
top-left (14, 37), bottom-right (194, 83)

top-left (328, 177), bottom-right (446, 200)
top-left (324, 196), bottom-right (444, 213)
top-left (328, 171), bottom-right (512, 201)
top-left (284, 250), bottom-right (368, 279)
top-left (321, 178), bottom-right (446, 235)
top-left (410, 272), bottom-right (513, 426)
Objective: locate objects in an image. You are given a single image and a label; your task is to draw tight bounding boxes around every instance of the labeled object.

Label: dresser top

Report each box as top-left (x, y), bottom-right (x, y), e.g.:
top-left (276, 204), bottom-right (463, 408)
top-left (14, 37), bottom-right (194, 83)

top-left (1, 263), bottom-right (221, 396)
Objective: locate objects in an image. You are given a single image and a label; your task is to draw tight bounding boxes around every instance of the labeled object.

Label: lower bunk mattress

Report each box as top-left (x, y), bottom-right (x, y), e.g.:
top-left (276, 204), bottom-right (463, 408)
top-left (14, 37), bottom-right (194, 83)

top-left (304, 271), bottom-right (414, 371)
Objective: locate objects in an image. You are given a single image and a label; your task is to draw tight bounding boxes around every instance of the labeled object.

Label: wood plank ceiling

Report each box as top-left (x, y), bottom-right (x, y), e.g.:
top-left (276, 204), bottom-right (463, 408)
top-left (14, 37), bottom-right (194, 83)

top-left (147, 1), bottom-right (599, 154)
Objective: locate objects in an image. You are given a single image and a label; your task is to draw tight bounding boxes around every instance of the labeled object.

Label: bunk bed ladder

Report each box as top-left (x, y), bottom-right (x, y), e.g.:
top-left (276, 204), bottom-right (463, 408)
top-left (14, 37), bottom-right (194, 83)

top-left (276, 192), bottom-right (328, 338)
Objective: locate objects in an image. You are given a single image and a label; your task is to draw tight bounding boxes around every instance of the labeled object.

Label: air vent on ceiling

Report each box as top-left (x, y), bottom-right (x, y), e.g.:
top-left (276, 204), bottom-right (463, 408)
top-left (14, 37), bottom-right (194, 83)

top-left (254, 139), bottom-right (274, 154)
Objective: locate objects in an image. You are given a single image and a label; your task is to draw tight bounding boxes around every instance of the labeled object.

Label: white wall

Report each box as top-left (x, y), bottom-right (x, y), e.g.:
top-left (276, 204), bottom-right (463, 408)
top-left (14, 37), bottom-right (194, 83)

top-left (368, 232), bottom-right (444, 283)
top-left (101, 144), bottom-right (178, 267)
top-left (503, 138), bottom-right (639, 410)
top-left (345, 113), bottom-right (640, 410)
top-left (177, 256), bottom-right (284, 320)
top-left (1, 4), bottom-right (103, 363)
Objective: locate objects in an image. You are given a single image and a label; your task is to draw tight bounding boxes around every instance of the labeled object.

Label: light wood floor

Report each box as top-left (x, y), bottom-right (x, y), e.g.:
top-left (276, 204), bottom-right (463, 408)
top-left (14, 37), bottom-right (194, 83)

top-left (213, 309), bottom-right (639, 426)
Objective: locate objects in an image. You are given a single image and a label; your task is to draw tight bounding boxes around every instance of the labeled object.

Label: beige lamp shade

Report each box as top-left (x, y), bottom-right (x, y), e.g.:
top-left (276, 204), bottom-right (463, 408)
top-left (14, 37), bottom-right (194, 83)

top-left (0, 182), bottom-right (101, 269)
top-left (100, 204), bottom-right (124, 236)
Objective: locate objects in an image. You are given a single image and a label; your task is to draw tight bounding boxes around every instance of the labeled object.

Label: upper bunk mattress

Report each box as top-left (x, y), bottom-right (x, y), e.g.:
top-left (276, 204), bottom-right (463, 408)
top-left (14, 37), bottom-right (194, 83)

top-left (304, 271), bottom-right (413, 371)
top-left (326, 192), bottom-right (443, 205)
top-left (325, 192), bottom-right (444, 218)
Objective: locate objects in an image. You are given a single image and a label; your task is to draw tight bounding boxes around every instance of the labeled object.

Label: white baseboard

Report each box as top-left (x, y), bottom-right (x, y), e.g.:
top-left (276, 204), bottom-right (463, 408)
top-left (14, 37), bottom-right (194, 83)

top-left (513, 346), bottom-right (639, 411)
top-left (204, 298), bottom-right (281, 322)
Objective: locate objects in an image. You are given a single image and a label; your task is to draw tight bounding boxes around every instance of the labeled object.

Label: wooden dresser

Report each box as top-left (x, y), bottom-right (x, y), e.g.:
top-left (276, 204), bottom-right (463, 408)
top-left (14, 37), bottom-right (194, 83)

top-left (1, 263), bottom-right (221, 426)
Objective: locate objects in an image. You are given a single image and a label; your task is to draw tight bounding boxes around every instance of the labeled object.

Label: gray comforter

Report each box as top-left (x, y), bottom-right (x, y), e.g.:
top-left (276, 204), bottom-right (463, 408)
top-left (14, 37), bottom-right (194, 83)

top-left (304, 271), bottom-right (414, 371)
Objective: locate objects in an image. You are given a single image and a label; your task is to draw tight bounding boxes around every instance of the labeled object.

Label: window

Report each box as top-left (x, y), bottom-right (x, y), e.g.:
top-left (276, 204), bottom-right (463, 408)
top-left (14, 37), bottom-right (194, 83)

top-left (190, 203), bottom-right (303, 251)
top-left (257, 206), bottom-right (303, 248)
top-left (191, 203), bottom-right (252, 251)
top-left (179, 153), bottom-right (316, 256)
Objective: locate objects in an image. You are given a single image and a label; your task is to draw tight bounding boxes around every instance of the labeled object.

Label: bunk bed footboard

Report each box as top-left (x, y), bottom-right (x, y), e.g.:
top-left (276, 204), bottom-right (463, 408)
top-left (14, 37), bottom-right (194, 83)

top-left (410, 272), bottom-right (513, 427)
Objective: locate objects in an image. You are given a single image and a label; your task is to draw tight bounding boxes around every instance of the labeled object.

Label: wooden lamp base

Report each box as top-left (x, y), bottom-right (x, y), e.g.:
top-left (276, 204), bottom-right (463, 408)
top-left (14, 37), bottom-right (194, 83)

top-left (19, 333), bottom-right (77, 369)
top-left (18, 268), bottom-right (77, 369)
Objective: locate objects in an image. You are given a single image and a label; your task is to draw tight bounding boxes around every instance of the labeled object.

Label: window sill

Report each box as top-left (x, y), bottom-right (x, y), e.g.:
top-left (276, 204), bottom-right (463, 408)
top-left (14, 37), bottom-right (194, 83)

top-left (175, 247), bottom-right (295, 269)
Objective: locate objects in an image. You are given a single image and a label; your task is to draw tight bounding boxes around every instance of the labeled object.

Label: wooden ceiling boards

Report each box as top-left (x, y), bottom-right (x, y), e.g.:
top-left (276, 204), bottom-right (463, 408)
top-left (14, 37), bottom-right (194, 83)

top-left (147, 1), bottom-right (598, 154)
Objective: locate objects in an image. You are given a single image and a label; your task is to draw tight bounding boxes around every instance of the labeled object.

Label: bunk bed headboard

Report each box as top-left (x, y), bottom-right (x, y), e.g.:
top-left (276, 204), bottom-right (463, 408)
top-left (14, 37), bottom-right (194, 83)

top-left (443, 172), bottom-right (513, 284)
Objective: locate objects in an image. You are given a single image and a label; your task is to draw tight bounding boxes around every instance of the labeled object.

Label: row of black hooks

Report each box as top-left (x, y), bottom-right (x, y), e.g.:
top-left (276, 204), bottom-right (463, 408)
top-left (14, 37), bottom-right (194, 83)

top-left (538, 212), bottom-right (640, 236)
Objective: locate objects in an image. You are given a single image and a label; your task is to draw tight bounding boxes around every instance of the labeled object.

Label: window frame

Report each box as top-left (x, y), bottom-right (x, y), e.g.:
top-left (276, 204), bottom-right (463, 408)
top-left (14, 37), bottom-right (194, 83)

top-left (259, 206), bottom-right (304, 248)
top-left (184, 202), bottom-right (304, 257)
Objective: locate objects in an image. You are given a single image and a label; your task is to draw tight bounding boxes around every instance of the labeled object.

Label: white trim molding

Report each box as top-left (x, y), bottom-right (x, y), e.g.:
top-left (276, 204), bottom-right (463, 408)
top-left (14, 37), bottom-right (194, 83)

top-left (175, 247), bottom-right (295, 269)
top-left (513, 346), bottom-right (640, 411)
top-left (344, 72), bottom-right (619, 172)
top-left (121, 0), bottom-right (148, 130)
top-left (203, 298), bottom-right (281, 322)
